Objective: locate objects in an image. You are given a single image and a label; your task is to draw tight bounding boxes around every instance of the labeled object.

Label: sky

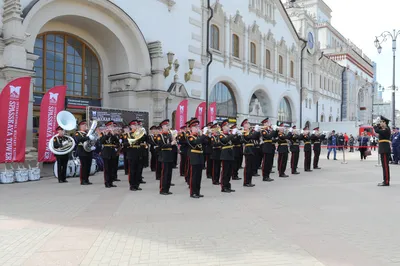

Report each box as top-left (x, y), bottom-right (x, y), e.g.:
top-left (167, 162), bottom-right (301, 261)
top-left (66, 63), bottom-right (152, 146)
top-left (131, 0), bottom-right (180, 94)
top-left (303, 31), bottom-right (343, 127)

top-left (322, 0), bottom-right (400, 103)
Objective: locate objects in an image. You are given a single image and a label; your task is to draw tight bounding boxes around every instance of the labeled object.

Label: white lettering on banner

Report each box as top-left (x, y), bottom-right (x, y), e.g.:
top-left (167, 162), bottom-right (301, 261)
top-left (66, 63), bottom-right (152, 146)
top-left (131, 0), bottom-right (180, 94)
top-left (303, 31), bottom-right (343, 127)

top-left (179, 104), bottom-right (184, 127)
top-left (44, 106), bottom-right (56, 160)
top-left (5, 101), bottom-right (16, 161)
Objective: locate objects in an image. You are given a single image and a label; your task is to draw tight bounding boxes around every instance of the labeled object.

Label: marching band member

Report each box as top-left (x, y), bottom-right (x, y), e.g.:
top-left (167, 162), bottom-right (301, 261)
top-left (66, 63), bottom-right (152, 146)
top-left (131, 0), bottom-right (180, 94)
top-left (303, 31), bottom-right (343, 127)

top-left (231, 124), bottom-right (242, 181)
top-left (185, 119), bottom-right (195, 185)
top-left (261, 118), bottom-right (276, 182)
top-left (100, 121), bottom-right (119, 188)
top-left (302, 127), bottom-right (312, 172)
top-left (53, 126), bottom-right (70, 183)
top-left (155, 126), bottom-right (162, 180)
top-left (374, 116), bottom-right (391, 186)
top-left (125, 120), bottom-right (146, 191)
top-left (253, 134), bottom-right (262, 177)
top-left (241, 119), bottom-right (261, 187)
top-left (288, 126), bottom-right (300, 175)
top-left (219, 119), bottom-right (236, 193)
top-left (112, 122), bottom-right (121, 182)
top-left (276, 123), bottom-right (289, 178)
top-left (187, 119), bottom-right (208, 198)
top-left (137, 120), bottom-right (147, 184)
top-left (75, 120), bottom-right (95, 185)
top-left (122, 125), bottom-right (130, 175)
top-left (148, 126), bottom-right (158, 172)
top-left (311, 127), bottom-right (326, 169)
top-left (157, 119), bottom-right (176, 195)
top-left (210, 123), bottom-right (222, 185)
top-left (178, 126), bottom-right (188, 177)
top-left (204, 122), bottom-right (214, 179)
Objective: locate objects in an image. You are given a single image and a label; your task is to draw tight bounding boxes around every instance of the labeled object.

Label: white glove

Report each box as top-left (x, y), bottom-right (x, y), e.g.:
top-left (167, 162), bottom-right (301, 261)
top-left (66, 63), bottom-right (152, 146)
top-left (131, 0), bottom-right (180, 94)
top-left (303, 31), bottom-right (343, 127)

top-left (232, 128), bottom-right (238, 135)
top-left (272, 125), bottom-right (277, 131)
top-left (90, 146), bottom-right (96, 151)
top-left (237, 130), bottom-right (242, 136)
top-left (203, 127), bottom-right (208, 135)
top-left (312, 130), bottom-right (316, 134)
top-left (254, 125), bottom-right (260, 132)
top-left (289, 128), bottom-right (293, 133)
top-left (62, 141), bottom-right (69, 146)
top-left (119, 139), bottom-right (123, 144)
top-left (89, 135), bottom-right (95, 140)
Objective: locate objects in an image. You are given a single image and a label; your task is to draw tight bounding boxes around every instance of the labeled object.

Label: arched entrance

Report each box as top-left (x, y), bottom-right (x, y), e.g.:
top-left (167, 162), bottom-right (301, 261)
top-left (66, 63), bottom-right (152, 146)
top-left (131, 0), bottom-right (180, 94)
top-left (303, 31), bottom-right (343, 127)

top-left (305, 121), bottom-right (311, 129)
top-left (248, 88), bottom-right (272, 118)
top-left (210, 82), bottom-right (237, 120)
top-left (277, 97), bottom-right (293, 126)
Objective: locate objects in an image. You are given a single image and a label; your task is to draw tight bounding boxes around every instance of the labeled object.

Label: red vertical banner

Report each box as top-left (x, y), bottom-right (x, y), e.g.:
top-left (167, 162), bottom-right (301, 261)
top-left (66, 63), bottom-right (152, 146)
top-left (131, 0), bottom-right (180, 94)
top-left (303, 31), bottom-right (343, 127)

top-left (37, 86), bottom-right (67, 162)
top-left (208, 102), bottom-right (217, 123)
top-left (175, 99), bottom-right (188, 130)
top-left (0, 77), bottom-right (32, 163)
top-left (195, 102), bottom-right (206, 128)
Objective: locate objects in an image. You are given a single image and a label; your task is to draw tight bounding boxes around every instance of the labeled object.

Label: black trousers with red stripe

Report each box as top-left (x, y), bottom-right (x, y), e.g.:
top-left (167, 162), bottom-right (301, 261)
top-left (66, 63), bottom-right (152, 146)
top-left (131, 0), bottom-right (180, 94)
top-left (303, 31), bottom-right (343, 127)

top-left (79, 155), bottom-right (92, 184)
top-left (304, 151), bottom-right (312, 171)
top-left (180, 153), bottom-right (187, 176)
top-left (103, 158), bottom-right (114, 186)
top-left (155, 157), bottom-right (162, 180)
top-left (262, 153), bottom-right (274, 178)
top-left (290, 152), bottom-right (299, 173)
top-left (212, 159), bottom-right (221, 184)
top-left (160, 162), bottom-right (173, 193)
top-left (244, 154), bottom-right (254, 185)
top-left (206, 155), bottom-right (213, 178)
top-left (277, 152), bottom-right (288, 175)
top-left (380, 153), bottom-right (391, 184)
top-left (220, 160), bottom-right (233, 190)
top-left (185, 158), bottom-right (192, 184)
top-left (123, 152), bottom-right (129, 175)
top-left (313, 150), bottom-right (321, 168)
top-left (128, 159), bottom-right (142, 189)
top-left (190, 164), bottom-right (203, 196)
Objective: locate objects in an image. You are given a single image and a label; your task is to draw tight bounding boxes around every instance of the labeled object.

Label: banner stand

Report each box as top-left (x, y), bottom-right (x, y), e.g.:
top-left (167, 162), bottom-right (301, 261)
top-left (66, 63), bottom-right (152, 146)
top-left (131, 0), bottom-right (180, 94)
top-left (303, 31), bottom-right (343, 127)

top-left (341, 146), bottom-right (348, 164)
top-left (375, 153), bottom-right (381, 167)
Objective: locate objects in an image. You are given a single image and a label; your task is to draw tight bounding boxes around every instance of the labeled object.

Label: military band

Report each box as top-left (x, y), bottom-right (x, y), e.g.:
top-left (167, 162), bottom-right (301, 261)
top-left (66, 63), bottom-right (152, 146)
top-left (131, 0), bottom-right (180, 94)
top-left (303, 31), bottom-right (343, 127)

top-left (157, 119), bottom-right (175, 195)
top-left (100, 121), bottom-right (119, 188)
top-left (311, 127), bottom-right (326, 170)
top-left (288, 126), bottom-right (300, 175)
top-left (53, 126), bottom-right (70, 183)
top-left (261, 118), bottom-right (276, 182)
top-left (75, 120), bottom-right (95, 185)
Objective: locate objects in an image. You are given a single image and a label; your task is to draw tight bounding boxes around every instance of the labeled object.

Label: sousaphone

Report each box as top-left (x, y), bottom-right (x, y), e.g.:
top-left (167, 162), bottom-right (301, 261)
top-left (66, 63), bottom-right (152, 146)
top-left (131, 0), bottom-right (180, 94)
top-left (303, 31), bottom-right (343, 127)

top-left (48, 111), bottom-right (76, 155)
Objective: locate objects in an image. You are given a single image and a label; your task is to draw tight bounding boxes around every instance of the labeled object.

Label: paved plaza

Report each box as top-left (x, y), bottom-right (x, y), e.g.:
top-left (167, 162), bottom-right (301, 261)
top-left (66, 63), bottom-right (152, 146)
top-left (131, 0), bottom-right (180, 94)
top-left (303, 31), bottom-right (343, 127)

top-left (1, 150), bottom-right (400, 266)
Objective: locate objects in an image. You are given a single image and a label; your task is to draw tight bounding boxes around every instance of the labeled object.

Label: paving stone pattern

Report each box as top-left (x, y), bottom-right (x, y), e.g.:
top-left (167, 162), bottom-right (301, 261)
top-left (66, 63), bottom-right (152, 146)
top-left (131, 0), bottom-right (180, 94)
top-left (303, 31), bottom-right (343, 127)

top-left (1, 150), bottom-right (399, 266)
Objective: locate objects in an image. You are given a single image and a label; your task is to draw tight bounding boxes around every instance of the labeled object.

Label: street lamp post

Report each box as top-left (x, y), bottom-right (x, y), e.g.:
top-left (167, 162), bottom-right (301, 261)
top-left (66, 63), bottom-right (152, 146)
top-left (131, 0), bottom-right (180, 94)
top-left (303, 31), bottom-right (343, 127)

top-left (374, 30), bottom-right (400, 127)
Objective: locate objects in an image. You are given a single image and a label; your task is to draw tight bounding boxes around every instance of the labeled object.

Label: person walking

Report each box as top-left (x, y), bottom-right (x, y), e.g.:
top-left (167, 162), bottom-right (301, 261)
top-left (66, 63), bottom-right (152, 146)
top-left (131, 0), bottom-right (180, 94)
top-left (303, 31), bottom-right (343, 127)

top-left (358, 131), bottom-right (369, 161)
top-left (327, 130), bottom-right (337, 160)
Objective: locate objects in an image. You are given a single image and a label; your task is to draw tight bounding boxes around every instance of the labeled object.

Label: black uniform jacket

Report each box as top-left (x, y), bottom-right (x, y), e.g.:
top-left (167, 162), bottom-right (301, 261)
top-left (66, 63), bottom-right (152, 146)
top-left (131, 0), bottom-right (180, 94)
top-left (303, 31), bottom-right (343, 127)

top-left (178, 132), bottom-right (189, 155)
top-left (301, 134), bottom-right (312, 152)
top-left (156, 133), bottom-right (174, 163)
top-left (100, 133), bottom-right (119, 159)
top-left (276, 131), bottom-right (289, 153)
top-left (53, 136), bottom-right (70, 158)
top-left (261, 129), bottom-right (277, 154)
top-left (242, 130), bottom-right (261, 155)
top-left (374, 125), bottom-right (391, 154)
top-left (124, 131), bottom-right (147, 160)
top-left (75, 131), bottom-right (91, 157)
top-left (148, 134), bottom-right (157, 153)
top-left (203, 136), bottom-right (213, 155)
top-left (210, 135), bottom-right (222, 160)
top-left (288, 132), bottom-right (300, 153)
top-left (311, 134), bottom-right (326, 151)
top-left (188, 134), bottom-right (207, 165)
top-left (232, 135), bottom-right (242, 159)
top-left (219, 132), bottom-right (235, 161)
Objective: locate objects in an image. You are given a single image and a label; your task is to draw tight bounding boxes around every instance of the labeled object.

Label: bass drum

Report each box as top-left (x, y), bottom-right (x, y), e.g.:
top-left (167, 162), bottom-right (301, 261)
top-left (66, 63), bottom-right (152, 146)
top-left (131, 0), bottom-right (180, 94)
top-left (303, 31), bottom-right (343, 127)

top-left (53, 160), bottom-right (75, 178)
top-left (90, 159), bottom-right (97, 175)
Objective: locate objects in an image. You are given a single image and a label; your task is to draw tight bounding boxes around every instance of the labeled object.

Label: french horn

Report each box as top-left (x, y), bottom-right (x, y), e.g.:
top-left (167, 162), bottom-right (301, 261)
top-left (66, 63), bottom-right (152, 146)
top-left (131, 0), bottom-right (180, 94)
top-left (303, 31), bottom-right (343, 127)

top-left (127, 127), bottom-right (146, 146)
top-left (83, 120), bottom-right (99, 152)
top-left (48, 111), bottom-right (76, 155)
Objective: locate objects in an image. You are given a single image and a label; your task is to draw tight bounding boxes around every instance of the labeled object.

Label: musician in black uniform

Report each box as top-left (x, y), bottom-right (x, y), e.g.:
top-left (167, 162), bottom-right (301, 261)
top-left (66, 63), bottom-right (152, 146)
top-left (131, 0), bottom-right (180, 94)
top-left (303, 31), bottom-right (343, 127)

top-left (187, 119), bottom-right (208, 198)
top-left (185, 119), bottom-right (195, 185)
top-left (148, 126), bottom-right (158, 172)
top-left (178, 126), bottom-right (188, 177)
top-left (302, 127), bottom-right (312, 172)
top-left (374, 116), bottom-right (391, 186)
top-left (276, 124), bottom-right (289, 178)
top-left (241, 119), bottom-right (261, 187)
top-left (155, 126), bottom-right (162, 180)
top-left (219, 119), bottom-right (237, 193)
top-left (204, 122), bottom-right (214, 179)
top-left (100, 121), bottom-right (119, 188)
top-left (75, 120), bottom-right (95, 185)
top-left (53, 126), bottom-right (70, 183)
top-left (231, 124), bottom-right (242, 181)
top-left (122, 125), bottom-right (130, 175)
top-left (112, 122), bottom-right (121, 182)
top-left (261, 118), bottom-right (276, 181)
top-left (157, 119), bottom-right (176, 195)
top-left (287, 126), bottom-right (300, 175)
top-left (210, 123), bottom-right (222, 185)
top-left (137, 120), bottom-right (147, 184)
top-left (125, 120), bottom-right (146, 191)
top-left (311, 127), bottom-right (326, 170)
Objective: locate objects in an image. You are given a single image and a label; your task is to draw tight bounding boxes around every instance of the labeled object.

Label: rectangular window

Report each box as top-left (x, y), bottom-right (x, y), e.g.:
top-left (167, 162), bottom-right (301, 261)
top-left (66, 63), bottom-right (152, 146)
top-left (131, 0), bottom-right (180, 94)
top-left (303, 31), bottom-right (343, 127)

top-left (290, 61), bottom-right (294, 78)
top-left (250, 42), bottom-right (256, 64)
top-left (278, 55), bottom-right (283, 75)
top-left (232, 34), bottom-right (240, 58)
top-left (265, 49), bottom-right (271, 70)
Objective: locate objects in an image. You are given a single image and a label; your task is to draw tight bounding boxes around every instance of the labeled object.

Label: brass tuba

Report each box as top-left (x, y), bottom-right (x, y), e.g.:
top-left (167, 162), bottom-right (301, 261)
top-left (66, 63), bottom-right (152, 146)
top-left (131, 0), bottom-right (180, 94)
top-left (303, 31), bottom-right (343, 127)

top-left (48, 111), bottom-right (76, 155)
top-left (83, 120), bottom-right (99, 152)
top-left (127, 127), bottom-right (146, 146)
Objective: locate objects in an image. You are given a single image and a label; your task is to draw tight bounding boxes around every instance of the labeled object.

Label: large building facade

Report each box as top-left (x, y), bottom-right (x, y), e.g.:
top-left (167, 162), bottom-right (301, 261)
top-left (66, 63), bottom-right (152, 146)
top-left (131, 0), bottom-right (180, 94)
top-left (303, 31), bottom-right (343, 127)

top-left (0, 0), bottom-right (301, 150)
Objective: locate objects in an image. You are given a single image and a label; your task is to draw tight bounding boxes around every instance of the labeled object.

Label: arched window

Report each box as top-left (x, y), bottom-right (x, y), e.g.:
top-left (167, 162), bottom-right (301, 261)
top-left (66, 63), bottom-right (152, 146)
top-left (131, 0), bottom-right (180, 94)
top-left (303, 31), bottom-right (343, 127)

top-left (33, 33), bottom-right (100, 98)
top-left (265, 49), bottom-right (271, 69)
top-left (278, 55), bottom-right (284, 74)
top-left (290, 60), bottom-right (294, 78)
top-left (210, 25), bottom-right (220, 50)
top-left (329, 116), bottom-right (333, 122)
top-left (278, 97), bottom-right (292, 122)
top-left (308, 99), bottom-right (312, 109)
top-left (210, 82), bottom-right (237, 118)
top-left (305, 98), bottom-right (308, 108)
top-left (232, 34), bottom-right (240, 58)
top-left (250, 42), bottom-right (256, 64)
top-left (320, 115), bottom-right (324, 122)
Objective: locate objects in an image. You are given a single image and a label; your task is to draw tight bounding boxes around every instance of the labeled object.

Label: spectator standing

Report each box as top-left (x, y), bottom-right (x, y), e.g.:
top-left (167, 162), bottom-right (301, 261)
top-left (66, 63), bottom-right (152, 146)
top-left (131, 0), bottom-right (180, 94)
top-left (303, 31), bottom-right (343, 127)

top-left (327, 130), bottom-right (337, 160)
